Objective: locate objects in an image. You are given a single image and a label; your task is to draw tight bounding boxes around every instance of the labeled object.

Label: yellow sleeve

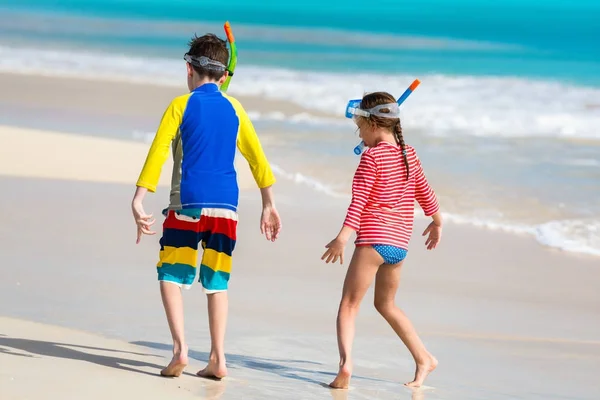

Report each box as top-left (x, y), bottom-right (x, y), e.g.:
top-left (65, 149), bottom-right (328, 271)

top-left (224, 94), bottom-right (276, 188)
top-left (136, 94), bottom-right (189, 192)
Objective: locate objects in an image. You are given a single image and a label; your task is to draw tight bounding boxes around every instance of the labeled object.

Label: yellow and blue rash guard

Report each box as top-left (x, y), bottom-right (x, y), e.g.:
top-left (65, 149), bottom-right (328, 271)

top-left (136, 83), bottom-right (276, 211)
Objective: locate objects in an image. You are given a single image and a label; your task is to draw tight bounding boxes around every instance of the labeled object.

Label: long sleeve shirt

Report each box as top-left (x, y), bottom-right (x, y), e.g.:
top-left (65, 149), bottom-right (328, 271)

top-left (343, 141), bottom-right (439, 250)
top-left (136, 83), bottom-right (275, 211)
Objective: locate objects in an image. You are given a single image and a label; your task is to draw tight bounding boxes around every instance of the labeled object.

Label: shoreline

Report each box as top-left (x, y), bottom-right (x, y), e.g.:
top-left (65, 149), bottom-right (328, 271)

top-left (0, 71), bottom-right (334, 121)
top-left (0, 70), bottom-right (598, 259)
top-left (1, 117), bottom-right (598, 260)
top-left (1, 174), bottom-right (599, 399)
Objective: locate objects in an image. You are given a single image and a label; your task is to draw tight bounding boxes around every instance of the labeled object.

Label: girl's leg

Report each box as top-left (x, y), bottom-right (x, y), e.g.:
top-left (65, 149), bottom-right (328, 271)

top-left (159, 281), bottom-right (189, 377)
top-left (373, 263), bottom-right (437, 387)
top-left (330, 246), bottom-right (382, 389)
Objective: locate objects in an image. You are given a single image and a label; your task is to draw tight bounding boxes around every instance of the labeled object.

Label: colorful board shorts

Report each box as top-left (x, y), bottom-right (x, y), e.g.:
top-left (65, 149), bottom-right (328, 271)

top-left (372, 244), bottom-right (408, 265)
top-left (157, 208), bottom-right (237, 293)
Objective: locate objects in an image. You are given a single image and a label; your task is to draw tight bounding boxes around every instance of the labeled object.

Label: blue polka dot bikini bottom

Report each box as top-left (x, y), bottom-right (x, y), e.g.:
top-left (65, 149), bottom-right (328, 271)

top-left (372, 244), bottom-right (408, 264)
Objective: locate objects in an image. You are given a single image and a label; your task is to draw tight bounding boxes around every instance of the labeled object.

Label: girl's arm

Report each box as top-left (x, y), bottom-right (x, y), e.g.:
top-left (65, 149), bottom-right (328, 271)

top-left (413, 153), bottom-right (440, 218)
top-left (430, 210), bottom-right (443, 227)
top-left (323, 153), bottom-right (377, 264)
top-left (413, 151), bottom-right (443, 249)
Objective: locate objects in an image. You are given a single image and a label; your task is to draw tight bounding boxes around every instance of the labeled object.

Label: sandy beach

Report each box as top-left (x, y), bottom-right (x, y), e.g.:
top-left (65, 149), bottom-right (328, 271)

top-left (1, 72), bottom-right (599, 400)
top-left (0, 317), bottom-right (220, 400)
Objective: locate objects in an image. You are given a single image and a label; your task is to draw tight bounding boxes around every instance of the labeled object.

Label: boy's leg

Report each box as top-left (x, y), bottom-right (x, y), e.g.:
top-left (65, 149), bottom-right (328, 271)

top-left (160, 281), bottom-right (188, 376)
top-left (330, 246), bottom-right (382, 389)
top-left (196, 291), bottom-right (228, 379)
top-left (156, 209), bottom-right (202, 376)
top-left (196, 208), bottom-right (238, 379)
top-left (373, 262), bottom-right (437, 387)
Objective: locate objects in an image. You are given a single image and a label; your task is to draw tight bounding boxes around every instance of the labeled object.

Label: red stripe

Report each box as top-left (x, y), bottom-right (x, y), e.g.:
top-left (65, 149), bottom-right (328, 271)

top-left (162, 211), bottom-right (238, 240)
top-left (163, 211), bottom-right (201, 232)
top-left (200, 215), bottom-right (237, 240)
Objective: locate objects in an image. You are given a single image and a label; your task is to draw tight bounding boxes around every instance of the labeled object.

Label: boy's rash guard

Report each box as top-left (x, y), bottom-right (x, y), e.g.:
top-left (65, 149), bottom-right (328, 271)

top-left (136, 83), bottom-right (275, 211)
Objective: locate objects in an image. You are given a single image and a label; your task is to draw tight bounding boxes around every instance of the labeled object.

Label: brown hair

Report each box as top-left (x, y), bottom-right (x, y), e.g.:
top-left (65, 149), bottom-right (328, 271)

top-left (187, 33), bottom-right (229, 81)
top-left (359, 91), bottom-right (409, 179)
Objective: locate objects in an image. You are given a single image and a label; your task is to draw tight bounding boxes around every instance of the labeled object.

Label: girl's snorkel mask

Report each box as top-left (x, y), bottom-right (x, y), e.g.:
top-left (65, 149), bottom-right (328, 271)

top-left (348, 79), bottom-right (421, 155)
top-left (346, 102), bottom-right (401, 119)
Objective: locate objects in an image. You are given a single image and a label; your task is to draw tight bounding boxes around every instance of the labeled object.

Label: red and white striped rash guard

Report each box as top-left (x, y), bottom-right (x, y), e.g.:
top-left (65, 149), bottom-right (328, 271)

top-left (343, 141), bottom-right (439, 250)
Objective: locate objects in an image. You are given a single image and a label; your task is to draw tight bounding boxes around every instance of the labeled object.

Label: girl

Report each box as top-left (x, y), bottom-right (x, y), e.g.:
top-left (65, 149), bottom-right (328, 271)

top-left (322, 91), bottom-right (442, 389)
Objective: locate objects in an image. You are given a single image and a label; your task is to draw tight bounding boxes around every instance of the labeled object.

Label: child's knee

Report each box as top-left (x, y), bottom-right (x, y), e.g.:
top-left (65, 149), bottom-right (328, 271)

top-left (374, 298), bottom-right (394, 315)
top-left (340, 296), bottom-right (362, 311)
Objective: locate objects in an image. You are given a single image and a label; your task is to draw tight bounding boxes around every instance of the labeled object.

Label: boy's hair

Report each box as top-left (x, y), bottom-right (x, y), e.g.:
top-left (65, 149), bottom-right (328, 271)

top-left (359, 92), bottom-right (410, 179)
top-left (187, 33), bottom-right (229, 81)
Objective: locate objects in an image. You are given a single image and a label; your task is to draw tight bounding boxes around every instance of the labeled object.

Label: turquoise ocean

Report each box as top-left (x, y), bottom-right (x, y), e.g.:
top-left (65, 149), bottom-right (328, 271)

top-left (1, 0), bottom-right (599, 256)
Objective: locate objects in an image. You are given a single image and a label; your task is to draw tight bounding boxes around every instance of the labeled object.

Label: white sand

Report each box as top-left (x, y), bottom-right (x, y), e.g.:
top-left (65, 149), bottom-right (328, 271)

top-left (0, 317), bottom-right (226, 400)
top-left (0, 125), bottom-right (255, 189)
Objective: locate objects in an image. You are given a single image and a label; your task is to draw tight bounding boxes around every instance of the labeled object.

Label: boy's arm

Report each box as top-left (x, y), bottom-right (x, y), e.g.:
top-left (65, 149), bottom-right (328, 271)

top-left (259, 185), bottom-right (281, 241)
top-left (227, 97), bottom-right (276, 189)
top-left (132, 96), bottom-right (186, 243)
top-left (225, 95), bottom-right (280, 240)
top-left (131, 186), bottom-right (156, 244)
top-left (136, 96), bottom-right (186, 192)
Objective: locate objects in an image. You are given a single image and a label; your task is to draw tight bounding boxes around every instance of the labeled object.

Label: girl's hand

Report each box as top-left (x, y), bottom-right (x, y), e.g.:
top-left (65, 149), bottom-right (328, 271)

top-left (322, 237), bottom-right (347, 264)
top-left (422, 221), bottom-right (442, 250)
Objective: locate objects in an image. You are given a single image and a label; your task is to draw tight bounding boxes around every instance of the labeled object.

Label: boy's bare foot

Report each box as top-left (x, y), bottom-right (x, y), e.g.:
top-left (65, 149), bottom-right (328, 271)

top-left (160, 349), bottom-right (188, 377)
top-left (404, 355), bottom-right (438, 388)
top-left (197, 358), bottom-right (228, 380)
top-left (329, 362), bottom-right (352, 389)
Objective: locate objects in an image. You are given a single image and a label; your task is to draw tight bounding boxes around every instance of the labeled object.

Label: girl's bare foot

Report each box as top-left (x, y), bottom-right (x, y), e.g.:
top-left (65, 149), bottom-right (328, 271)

top-left (329, 361), bottom-right (352, 389)
top-left (197, 356), bottom-right (228, 380)
top-left (160, 347), bottom-right (188, 377)
top-left (404, 355), bottom-right (438, 388)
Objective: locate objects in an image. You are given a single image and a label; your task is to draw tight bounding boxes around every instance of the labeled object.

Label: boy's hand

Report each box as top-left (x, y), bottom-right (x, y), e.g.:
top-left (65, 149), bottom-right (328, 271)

top-left (322, 237), bottom-right (346, 264)
top-left (422, 221), bottom-right (442, 250)
top-left (260, 205), bottom-right (281, 242)
top-left (132, 200), bottom-right (156, 244)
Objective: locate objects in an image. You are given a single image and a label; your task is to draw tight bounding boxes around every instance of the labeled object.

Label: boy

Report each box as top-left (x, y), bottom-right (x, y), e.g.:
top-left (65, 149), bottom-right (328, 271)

top-left (131, 32), bottom-right (281, 379)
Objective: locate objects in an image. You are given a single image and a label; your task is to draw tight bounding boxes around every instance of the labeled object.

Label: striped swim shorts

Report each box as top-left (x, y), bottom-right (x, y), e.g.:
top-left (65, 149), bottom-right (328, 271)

top-left (156, 208), bottom-right (237, 293)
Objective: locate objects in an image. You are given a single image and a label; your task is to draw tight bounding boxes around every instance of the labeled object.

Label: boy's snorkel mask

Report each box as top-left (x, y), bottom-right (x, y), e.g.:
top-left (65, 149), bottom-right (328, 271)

top-left (348, 79), bottom-right (421, 155)
top-left (183, 54), bottom-right (227, 72)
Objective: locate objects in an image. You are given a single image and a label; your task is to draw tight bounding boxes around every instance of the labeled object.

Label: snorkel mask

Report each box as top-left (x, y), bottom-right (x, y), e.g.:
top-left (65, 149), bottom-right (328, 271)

top-left (346, 102), bottom-right (401, 119)
top-left (183, 54), bottom-right (227, 72)
top-left (348, 79), bottom-right (421, 155)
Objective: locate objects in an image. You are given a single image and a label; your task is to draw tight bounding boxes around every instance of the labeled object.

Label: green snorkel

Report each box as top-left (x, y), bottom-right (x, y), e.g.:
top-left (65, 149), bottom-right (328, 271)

top-left (220, 21), bottom-right (237, 92)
